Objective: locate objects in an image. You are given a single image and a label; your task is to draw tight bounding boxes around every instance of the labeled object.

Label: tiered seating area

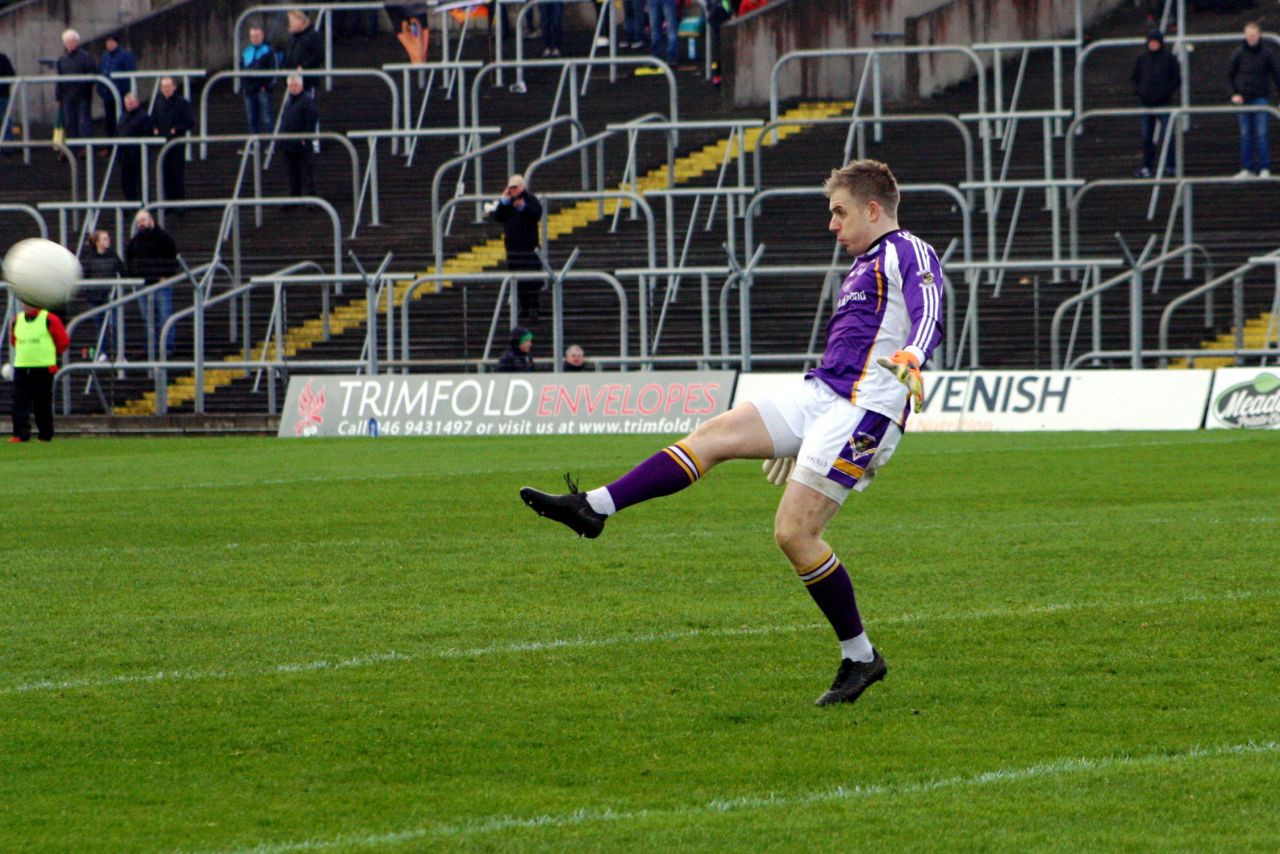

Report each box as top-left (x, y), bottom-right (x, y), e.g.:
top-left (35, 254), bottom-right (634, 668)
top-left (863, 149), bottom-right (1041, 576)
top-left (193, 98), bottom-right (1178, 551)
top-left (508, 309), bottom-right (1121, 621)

top-left (2, 2), bottom-right (1278, 419)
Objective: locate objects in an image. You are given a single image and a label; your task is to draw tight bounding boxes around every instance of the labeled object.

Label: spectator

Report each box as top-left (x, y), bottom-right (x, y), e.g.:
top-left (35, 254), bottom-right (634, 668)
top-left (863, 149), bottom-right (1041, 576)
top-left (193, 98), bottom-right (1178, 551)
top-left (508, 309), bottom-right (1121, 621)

top-left (648, 0), bottom-right (678, 64)
top-left (0, 49), bottom-right (16, 145)
top-left (562, 343), bottom-right (588, 372)
top-left (80, 230), bottom-right (126, 359)
top-left (97, 33), bottom-right (136, 140)
top-left (491, 173), bottom-right (544, 321)
top-left (285, 10), bottom-right (325, 94)
top-left (1229, 21), bottom-right (1280, 178)
top-left (279, 74), bottom-right (318, 202)
top-left (55, 29), bottom-right (97, 147)
top-left (497, 326), bottom-right (535, 372)
top-left (1131, 30), bottom-right (1180, 178)
top-left (125, 209), bottom-right (179, 356)
top-left (152, 77), bottom-right (194, 201)
top-left (117, 92), bottom-right (154, 202)
top-left (5, 302), bottom-right (69, 443)
top-left (241, 26), bottom-right (278, 136)
top-left (541, 1), bottom-right (564, 58)
top-left (623, 0), bottom-right (647, 49)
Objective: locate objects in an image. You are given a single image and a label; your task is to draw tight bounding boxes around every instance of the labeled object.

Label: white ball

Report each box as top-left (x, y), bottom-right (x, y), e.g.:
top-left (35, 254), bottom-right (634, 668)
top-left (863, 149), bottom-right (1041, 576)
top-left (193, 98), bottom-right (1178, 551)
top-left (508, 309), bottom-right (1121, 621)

top-left (2, 238), bottom-right (83, 310)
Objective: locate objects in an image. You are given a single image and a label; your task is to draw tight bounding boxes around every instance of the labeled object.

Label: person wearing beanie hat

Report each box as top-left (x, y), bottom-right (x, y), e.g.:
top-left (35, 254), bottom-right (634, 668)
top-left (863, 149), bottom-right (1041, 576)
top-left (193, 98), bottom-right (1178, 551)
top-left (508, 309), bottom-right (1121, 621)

top-left (1131, 29), bottom-right (1181, 178)
top-left (497, 327), bottom-right (535, 372)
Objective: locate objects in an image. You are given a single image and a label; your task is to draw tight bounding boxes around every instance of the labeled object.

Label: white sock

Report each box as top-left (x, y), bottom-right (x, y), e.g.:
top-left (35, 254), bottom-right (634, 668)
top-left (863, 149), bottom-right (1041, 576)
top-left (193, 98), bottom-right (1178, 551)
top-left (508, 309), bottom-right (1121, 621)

top-left (839, 632), bottom-right (875, 663)
top-left (585, 487), bottom-right (616, 516)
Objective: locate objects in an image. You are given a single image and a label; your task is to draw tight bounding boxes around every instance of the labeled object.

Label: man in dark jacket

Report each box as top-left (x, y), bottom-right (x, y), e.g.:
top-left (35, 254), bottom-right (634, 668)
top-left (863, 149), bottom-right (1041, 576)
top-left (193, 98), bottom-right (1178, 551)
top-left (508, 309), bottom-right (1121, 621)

top-left (279, 74), bottom-right (318, 200)
top-left (97, 33), bottom-right (136, 139)
top-left (117, 93), bottom-right (155, 202)
top-left (491, 174), bottom-right (545, 321)
top-left (152, 77), bottom-right (194, 200)
top-left (125, 209), bottom-right (180, 356)
top-left (497, 327), bottom-right (535, 372)
top-left (1229, 21), bottom-right (1280, 177)
top-left (241, 25), bottom-right (277, 134)
top-left (55, 29), bottom-right (98, 144)
top-left (1131, 30), bottom-right (1181, 178)
top-left (285, 9), bottom-right (325, 94)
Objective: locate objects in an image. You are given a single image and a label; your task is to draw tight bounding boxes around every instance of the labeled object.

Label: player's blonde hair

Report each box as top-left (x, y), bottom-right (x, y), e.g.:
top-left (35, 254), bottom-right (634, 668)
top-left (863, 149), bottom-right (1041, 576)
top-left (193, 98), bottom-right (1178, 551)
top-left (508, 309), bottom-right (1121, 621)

top-left (824, 159), bottom-right (899, 218)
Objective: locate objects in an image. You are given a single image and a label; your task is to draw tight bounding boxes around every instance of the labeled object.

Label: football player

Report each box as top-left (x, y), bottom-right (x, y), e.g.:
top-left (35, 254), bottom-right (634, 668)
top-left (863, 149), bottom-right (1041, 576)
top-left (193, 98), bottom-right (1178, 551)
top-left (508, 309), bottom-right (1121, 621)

top-left (521, 160), bottom-right (945, 707)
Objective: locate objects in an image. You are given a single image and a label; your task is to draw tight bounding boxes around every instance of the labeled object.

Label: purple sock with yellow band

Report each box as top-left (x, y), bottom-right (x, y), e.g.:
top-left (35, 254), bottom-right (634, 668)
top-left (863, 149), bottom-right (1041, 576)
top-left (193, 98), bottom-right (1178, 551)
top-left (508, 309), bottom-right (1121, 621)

top-left (604, 442), bottom-right (704, 512)
top-left (797, 551), bottom-right (864, 641)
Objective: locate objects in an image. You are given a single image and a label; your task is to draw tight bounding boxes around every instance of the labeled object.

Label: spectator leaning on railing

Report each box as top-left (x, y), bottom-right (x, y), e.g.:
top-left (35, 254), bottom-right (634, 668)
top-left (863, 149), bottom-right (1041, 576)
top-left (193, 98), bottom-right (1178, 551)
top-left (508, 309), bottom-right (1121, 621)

top-left (125, 209), bottom-right (179, 357)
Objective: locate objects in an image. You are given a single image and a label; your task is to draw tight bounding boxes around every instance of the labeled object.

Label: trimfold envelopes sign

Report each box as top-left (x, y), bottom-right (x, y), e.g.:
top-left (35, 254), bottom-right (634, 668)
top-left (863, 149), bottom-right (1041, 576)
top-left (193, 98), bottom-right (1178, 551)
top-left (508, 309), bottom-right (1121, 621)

top-left (733, 370), bottom-right (1214, 431)
top-left (278, 372), bottom-right (737, 437)
top-left (1205, 368), bottom-right (1280, 429)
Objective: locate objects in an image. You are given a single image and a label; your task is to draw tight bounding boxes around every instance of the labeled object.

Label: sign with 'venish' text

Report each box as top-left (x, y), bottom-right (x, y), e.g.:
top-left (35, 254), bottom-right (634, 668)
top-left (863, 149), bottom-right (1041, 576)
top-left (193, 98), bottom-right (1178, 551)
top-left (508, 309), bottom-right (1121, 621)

top-left (277, 372), bottom-right (737, 438)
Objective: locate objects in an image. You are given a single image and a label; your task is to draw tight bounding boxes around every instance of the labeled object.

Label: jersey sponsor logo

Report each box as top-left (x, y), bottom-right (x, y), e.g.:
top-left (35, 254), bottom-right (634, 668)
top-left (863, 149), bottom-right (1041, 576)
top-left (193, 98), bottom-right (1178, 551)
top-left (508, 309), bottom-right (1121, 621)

top-left (837, 289), bottom-right (869, 308)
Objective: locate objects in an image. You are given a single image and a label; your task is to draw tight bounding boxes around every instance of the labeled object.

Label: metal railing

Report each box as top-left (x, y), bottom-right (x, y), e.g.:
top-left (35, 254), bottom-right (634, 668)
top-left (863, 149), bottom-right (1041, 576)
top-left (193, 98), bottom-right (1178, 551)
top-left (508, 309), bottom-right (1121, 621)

top-left (1049, 245), bottom-right (1210, 370)
top-left (0, 204), bottom-right (49, 240)
top-left (199, 68), bottom-right (400, 157)
top-left (1156, 251), bottom-right (1280, 368)
top-left (0, 74), bottom-right (122, 165)
top-left (382, 60), bottom-right (483, 159)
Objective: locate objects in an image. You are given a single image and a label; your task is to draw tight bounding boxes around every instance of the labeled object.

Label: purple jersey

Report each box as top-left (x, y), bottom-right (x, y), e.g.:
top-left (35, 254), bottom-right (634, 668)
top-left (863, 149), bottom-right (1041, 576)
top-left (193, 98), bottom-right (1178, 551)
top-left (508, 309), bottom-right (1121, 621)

top-left (807, 229), bottom-right (945, 424)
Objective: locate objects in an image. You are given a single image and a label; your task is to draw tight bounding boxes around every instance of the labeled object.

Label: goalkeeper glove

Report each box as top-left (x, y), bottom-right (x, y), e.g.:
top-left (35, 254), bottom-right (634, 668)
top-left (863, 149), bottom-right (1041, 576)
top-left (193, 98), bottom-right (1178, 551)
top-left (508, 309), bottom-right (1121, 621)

top-left (762, 457), bottom-right (795, 486)
top-left (876, 350), bottom-right (924, 413)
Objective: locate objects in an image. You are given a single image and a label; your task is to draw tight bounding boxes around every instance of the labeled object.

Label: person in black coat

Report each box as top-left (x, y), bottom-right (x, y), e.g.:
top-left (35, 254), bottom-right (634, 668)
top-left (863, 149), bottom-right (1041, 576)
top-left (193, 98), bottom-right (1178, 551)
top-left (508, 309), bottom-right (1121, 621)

top-left (151, 77), bottom-right (194, 201)
top-left (491, 174), bottom-right (545, 321)
top-left (80, 230), bottom-right (127, 358)
top-left (125, 209), bottom-right (180, 356)
top-left (285, 10), bottom-right (326, 94)
top-left (55, 29), bottom-right (98, 143)
top-left (117, 93), bottom-right (155, 202)
top-left (279, 74), bottom-right (319, 200)
top-left (1131, 30), bottom-right (1181, 177)
top-left (1229, 21), bottom-right (1280, 177)
top-left (497, 327), bottom-right (535, 372)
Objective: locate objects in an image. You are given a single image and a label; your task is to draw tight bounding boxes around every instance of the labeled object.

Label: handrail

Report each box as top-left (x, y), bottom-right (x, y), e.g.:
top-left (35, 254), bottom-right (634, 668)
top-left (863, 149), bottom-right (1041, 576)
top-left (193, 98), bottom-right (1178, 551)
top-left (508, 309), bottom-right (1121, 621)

top-left (1157, 251), bottom-right (1280, 363)
top-left (156, 132), bottom-right (361, 229)
top-left (199, 68), bottom-right (399, 158)
top-left (0, 141), bottom-right (78, 197)
top-left (1067, 347), bottom-right (1280, 369)
top-left (768, 46), bottom-right (986, 131)
top-left (752, 114), bottom-right (975, 195)
top-left (112, 69), bottom-right (205, 110)
top-left (429, 116), bottom-right (586, 264)
top-left (233, 2), bottom-right (392, 94)
top-left (469, 57), bottom-right (679, 142)
top-left (37, 198), bottom-right (344, 276)
top-left (1049, 245), bottom-right (1207, 369)
top-left (0, 204), bottom-right (49, 240)
top-left (382, 60), bottom-right (485, 158)
top-left (521, 114), bottom-right (668, 201)
top-left (1074, 31), bottom-right (1280, 119)
top-left (1065, 105), bottom-right (1280, 181)
top-left (0, 74), bottom-right (123, 139)
top-left (397, 270), bottom-right (629, 367)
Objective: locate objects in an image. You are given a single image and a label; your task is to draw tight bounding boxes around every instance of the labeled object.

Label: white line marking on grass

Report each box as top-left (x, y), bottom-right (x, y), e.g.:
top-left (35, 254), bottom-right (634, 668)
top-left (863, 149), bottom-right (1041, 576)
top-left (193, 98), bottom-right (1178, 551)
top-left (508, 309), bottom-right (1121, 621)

top-left (202, 740), bottom-right (1280, 852)
top-left (2, 590), bottom-right (1270, 697)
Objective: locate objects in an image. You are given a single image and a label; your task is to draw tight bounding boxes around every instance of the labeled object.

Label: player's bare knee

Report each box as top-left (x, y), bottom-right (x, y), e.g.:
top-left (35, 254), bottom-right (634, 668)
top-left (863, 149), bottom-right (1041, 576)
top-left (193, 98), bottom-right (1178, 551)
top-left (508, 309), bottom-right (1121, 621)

top-left (773, 514), bottom-right (820, 561)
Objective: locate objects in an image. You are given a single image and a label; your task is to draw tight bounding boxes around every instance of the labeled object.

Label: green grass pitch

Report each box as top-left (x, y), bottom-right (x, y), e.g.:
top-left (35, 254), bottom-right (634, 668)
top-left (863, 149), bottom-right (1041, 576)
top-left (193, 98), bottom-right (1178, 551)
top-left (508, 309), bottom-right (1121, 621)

top-left (2, 431), bottom-right (1278, 852)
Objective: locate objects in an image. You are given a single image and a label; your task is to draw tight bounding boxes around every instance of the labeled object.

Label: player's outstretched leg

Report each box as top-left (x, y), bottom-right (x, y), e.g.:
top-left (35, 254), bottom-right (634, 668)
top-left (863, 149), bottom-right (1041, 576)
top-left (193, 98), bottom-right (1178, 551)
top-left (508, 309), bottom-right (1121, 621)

top-left (775, 481), bottom-right (886, 707)
top-left (520, 405), bottom-right (774, 537)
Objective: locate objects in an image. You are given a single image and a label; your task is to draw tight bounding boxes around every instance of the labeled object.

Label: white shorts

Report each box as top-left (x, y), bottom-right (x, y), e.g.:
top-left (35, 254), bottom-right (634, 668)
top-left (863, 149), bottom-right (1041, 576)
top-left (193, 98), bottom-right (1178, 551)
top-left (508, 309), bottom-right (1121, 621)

top-left (750, 377), bottom-right (903, 505)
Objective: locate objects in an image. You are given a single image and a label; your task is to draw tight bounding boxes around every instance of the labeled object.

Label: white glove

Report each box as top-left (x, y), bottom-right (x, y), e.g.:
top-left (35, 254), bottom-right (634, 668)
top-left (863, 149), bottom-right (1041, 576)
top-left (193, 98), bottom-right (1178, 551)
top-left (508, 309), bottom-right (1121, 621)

top-left (762, 457), bottom-right (795, 486)
top-left (0, 363), bottom-right (12, 382)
